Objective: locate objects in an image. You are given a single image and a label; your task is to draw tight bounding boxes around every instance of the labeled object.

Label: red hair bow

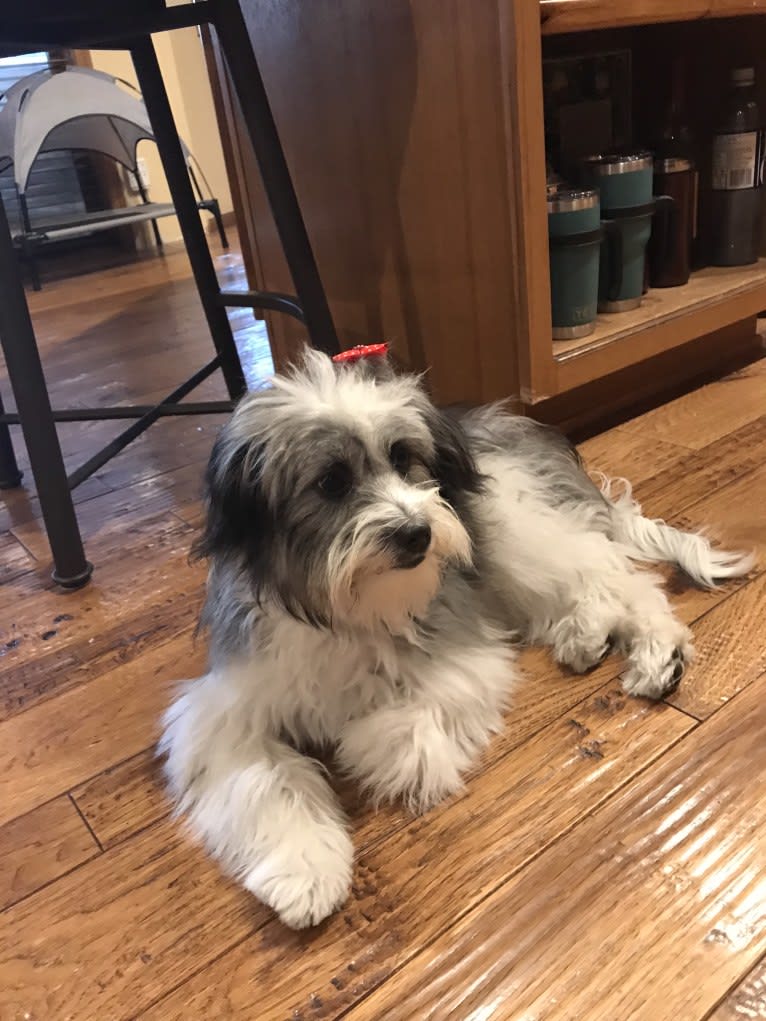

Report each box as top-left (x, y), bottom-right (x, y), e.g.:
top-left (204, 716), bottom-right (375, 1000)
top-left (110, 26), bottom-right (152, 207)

top-left (331, 343), bottom-right (389, 364)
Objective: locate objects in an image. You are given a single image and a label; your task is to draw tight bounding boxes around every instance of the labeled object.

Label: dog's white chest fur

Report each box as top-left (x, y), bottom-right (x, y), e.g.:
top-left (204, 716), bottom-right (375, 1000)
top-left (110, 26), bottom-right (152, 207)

top-left (251, 613), bottom-right (406, 743)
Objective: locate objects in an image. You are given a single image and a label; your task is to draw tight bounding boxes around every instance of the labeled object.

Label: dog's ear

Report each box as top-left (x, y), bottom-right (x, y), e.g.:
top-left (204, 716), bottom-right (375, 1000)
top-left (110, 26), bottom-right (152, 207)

top-left (426, 406), bottom-right (484, 505)
top-left (192, 433), bottom-right (270, 565)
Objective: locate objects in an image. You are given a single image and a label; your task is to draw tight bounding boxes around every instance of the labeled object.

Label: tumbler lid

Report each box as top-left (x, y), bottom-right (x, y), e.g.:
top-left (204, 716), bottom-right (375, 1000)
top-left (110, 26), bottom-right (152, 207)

top-left (547, 188), bottom-right (599, 212)
top-left (584, 152), bottom-right (653, 175)
top-left (654, 156), bottom-right (693, 173)
top-left (732, 66), bottom-right (755, 86)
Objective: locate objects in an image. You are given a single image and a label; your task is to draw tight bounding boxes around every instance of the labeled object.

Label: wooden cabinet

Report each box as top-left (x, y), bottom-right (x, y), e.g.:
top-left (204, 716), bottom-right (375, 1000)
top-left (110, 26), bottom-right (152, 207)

top-left (534, 6), bottom-right (766, 420)
top-left (211, 0), bottom-right (766, 424)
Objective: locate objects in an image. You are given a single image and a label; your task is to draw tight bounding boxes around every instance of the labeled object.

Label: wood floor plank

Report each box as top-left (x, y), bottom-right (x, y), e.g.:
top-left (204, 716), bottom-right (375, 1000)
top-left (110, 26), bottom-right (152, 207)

top-left (72, 750), bottom-right (167, 851)
top-left (653, 461), bottom-right (765, 629)
top-left (709, 955), bottom-right (766, 1020)
top-left (0, 797), bottom-right (99, 912)
top-left (0, 512), bottom-right (194, 618)
top-left (665, 572), bottom-right (766, 719)
top-left (580, 431), bottom-right (766, 634)
top-left (138, 684), bottom-right (693, 1021)
top-left (615, 358), bottom-right (766, 451)
top-left (90, 417), bottom-right (223, 493)
top-left (0, 595), bottom-right (203, 724)
top-left (635, 415), bottom-right (766, 520)
top-left (0, 531), bottom-right (35, 586)
top-left (0, 818), bottom-right (259, 1021)
top-left (173, 500), bottom-right (204, 530)
top-left (0, 475), bottom-right (112, 535)
top-left (578, 429), bottom-right (687, 489)
top-left (676, 463), bottom-right (766, 565)
top-left (10, 462), bottom-right (205, 561)
top-left (0, 516), bottom-right (203, 720)
top-left (339, 672), bottom-right (766, 1021)
top-left (0, 630), bottom-right (203, 828)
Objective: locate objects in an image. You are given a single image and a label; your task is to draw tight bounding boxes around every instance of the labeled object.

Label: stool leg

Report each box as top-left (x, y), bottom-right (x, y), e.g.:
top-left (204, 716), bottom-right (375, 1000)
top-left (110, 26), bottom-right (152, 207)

top-left (131, 36), bottom-right (247, 400)
top-left (213, 0), bottom-right (340, 356)
top-left (210, 198), bottom-right (229, 250)
top-left (0, 193), bottom-right (92, 587)
top-left (0, 390), bottom-right (22, 490)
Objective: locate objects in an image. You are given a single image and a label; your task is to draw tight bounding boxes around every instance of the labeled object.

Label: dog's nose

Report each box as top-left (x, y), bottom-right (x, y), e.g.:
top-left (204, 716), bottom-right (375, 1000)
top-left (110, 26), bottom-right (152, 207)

top-left (397, 523), bottom-right (432, 557)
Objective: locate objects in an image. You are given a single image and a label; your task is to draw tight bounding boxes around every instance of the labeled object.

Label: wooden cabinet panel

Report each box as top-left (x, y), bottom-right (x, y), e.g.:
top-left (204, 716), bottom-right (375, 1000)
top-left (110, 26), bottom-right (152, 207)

top-left (541, 0), bottom-right (711, 35)
top-left (540, 0), bottom-right (766, 35)
top-left (223, 0), bottom-right (523, 405)
top-left (208, 1), bottom-right (766, 413)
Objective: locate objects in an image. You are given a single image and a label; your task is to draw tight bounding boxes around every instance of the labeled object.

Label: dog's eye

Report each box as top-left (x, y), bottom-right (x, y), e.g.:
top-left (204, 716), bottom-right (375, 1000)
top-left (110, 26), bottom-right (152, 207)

top-left (389, 441), bottom-right (412, 477)
top-left (317, 461), bottom-right (353, 500)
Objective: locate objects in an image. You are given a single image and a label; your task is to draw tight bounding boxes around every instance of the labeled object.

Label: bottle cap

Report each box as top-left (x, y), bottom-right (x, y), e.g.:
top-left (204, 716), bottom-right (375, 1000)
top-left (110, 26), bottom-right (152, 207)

top-left (731, 67), bottom-right (755, 86)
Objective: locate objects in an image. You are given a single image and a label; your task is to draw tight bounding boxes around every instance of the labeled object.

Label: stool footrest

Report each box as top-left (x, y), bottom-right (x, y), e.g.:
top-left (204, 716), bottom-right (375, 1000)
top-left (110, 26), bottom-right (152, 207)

top-left (218, 288), bottom-right (306, 323)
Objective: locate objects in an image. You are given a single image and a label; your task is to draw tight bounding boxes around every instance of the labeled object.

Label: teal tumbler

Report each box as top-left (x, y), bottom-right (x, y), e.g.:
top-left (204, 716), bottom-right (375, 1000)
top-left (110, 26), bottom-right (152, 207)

top-left (584, 153), bottom-right (657, 313)
top-left (547, 189), bottom-right (602, 340)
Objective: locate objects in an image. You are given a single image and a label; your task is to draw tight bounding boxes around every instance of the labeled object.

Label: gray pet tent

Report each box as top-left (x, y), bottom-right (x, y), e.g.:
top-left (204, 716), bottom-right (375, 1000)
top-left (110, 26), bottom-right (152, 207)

top-left (0, 65), bottom-right (174, 192)
top-left (0, 64), bottom-right (226, 288)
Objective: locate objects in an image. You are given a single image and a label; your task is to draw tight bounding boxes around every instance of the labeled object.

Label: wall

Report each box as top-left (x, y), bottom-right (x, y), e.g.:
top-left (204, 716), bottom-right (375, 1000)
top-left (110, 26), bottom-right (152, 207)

top-left (88, 27), bottom-right (232, 243)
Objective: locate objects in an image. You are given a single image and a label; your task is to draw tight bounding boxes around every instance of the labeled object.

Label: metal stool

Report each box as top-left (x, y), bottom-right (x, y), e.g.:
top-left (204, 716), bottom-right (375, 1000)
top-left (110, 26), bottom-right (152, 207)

top-left (0, 0), bottom-right (339, 587)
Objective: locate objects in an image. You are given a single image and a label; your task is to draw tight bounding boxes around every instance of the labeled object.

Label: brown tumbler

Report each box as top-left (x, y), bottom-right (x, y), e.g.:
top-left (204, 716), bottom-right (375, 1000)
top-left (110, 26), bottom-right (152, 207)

top-left (648, 157), bottom-right (696, 287)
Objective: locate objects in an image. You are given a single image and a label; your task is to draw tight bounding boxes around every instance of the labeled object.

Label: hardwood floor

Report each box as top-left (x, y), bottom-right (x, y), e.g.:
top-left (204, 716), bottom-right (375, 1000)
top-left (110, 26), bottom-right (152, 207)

top-left (0, 242), bottom-right (765, 1020)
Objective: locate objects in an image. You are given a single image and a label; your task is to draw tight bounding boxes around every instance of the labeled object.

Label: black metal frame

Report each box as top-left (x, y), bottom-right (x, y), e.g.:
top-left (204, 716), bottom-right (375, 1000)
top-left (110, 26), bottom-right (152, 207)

top-left (13, 197), bottom-right (229, 291)
top-left (16, 189), bottom-right (42, 291)
top-left (0, 0), bottom-right (340, 587)
top-left (0, 391), bottom-right (23, 490)
top-left (0, 190), bottom-right (92, 587)
top-left (134, 173), bottom-right (164, 250)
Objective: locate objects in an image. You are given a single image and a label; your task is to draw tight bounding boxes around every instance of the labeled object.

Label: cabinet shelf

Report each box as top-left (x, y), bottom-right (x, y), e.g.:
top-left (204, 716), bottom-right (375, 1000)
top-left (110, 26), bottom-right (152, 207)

top-left (540, 0), bottom-right (766, 36)
top-left (552, 261), bottom-right (766, 390)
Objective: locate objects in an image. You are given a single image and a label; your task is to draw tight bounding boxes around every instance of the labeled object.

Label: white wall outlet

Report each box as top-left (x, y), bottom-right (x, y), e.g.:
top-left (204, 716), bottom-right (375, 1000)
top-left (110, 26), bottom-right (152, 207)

top-left (136, 157), bottom-right (150, 191)
top-left (127, 157), bottom-right (151, 196)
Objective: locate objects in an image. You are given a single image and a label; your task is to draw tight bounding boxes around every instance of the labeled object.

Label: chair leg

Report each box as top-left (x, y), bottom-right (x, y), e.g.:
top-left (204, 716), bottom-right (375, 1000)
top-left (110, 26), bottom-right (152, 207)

top-left (136, 177), bottom-right (164, 250)
top-left (0, 193), bottom-right (92, 587)
top-left (0, 391), bottom-right (22, 490)
top-left (213, 0), bottom-right (340, 356)
top-left (20, 238), bottom-right (42, 292)
top-left (210, 198), bottom-right (229, 249)
top-left (131, 36), bottom-right (247, 401)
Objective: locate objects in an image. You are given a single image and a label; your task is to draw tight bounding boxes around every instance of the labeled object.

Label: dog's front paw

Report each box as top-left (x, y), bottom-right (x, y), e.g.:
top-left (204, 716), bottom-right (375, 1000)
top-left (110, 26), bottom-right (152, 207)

top-left (555, 632), bottom-right (613, 674)
top-left (243, 829), bottom-right (353, 929)
top-left (338, 710), bottom-right (469, 813)
top-left (622, 631), bottom-right (693, 700)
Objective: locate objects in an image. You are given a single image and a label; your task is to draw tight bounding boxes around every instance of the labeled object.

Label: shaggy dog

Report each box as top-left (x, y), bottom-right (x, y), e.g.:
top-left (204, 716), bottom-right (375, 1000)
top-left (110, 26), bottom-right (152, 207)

top-left (161, 349), bottom-right (751, 928)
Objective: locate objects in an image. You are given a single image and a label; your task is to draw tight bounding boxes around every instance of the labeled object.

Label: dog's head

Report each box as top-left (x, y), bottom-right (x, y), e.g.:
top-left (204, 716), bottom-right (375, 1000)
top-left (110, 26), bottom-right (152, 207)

top-left (195, 349), bottom-right (482, 632)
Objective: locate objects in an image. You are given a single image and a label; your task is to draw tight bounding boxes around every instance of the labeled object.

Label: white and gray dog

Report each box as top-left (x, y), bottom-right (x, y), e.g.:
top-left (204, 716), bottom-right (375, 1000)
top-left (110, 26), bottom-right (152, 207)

top-left (161, 348), bottom-right (751, 929)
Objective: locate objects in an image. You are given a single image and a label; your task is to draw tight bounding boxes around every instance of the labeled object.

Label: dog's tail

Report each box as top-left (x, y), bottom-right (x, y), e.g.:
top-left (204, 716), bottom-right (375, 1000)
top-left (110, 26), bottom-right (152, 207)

top-left (598, 476), bottom-right (755, 588)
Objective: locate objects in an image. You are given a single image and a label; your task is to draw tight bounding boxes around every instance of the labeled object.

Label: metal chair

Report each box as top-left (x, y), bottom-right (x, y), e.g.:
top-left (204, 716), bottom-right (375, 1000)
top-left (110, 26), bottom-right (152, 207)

top-left (0, 0), bottom-right (339, 586)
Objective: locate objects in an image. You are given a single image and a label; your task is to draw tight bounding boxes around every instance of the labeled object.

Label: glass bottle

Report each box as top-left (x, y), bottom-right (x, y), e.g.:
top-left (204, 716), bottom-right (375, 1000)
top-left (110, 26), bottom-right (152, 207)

top-left (710, 67), bottom-right (764, 266)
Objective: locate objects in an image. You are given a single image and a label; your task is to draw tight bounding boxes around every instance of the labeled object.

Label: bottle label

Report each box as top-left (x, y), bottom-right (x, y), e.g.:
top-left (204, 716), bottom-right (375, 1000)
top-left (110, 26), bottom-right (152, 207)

top-left (712, 131), bottom-right (764, 190)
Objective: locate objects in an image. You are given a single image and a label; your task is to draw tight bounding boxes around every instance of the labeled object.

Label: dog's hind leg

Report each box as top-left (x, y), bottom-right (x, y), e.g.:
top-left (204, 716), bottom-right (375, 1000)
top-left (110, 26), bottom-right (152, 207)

top-left (545, 559), bottom-right (692, 699)
top-left (614, 568), bottom-right (693, 699)
top-left (160, 672), bottom-right (353, 929)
